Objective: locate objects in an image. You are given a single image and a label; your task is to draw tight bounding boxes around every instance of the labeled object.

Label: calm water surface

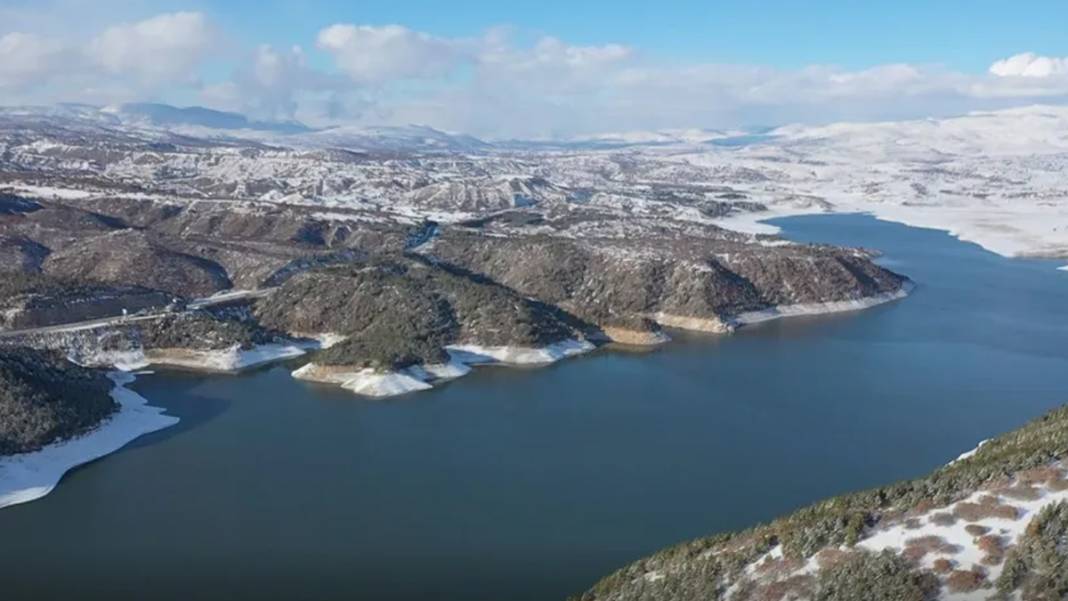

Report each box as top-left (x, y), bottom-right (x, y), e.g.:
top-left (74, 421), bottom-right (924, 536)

top-left (2, 215), bottom-right (1067, 601)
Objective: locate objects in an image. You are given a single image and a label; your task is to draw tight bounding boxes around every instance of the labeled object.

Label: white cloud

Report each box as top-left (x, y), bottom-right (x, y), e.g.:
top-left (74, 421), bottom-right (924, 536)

top-left (202, 43), bottom-right (350, 120)
top-left (0, 32), bottom-right (67, 88)
top-left (316, 24), bottom-right (463, 83)
top-left (87, 12), bottom-right (215, 83)
top-left (990, 53), bottom-right (1068, 78)
top-left (2, 10), bottom-right (1068, 137)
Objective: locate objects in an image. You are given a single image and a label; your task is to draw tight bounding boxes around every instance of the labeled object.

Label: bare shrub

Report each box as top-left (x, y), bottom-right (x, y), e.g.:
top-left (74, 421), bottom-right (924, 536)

top-left (814, 548), bottom-right (857, 571)
top-left (954, 499), bottom-right (1019, 522)
top-left (995, 484), bottom-right (1043, 502)
top-left (977, 534), bottom-right (1006, 565)
top-left (902, 535), bottom-right (959, 562)
top-left (928, 512), bottom-right (957, 527)
top-left (1016, 466), bottom-right (1064, 485)
top-left (1047, 477), bottom-right (1068, 492)
top-left (750, 574), bottom-right (816, 601)
top-left (964, 524), bottom-right (990, 537)
top-left (931, 558), bottom-right (954, 574)
top-left (945, 568), bottom-right (987, 593)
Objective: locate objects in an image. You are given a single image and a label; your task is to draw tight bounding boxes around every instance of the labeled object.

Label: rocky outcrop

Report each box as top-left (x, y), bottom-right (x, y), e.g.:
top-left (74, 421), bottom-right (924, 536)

top-left (0, 347), bottom-right (115, 456)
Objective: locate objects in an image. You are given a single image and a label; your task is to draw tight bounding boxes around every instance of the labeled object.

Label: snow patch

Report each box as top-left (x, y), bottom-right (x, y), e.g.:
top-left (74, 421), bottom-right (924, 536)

top-left (949, 439), bottom-right (989, 466)
top-left (0, 372), bottom-right (178, 509)
top-left (729, 283), bottom-right (912, 327)
top-left (294, 339), bottom-right (593, 398)
top-left (2, 183), bottom-right (96, 200)
top-left (145, 343), bottom-right (307, 372)
top-left (291, 361), bottom-right (470, 398)
top-left (445, 339), bottom-right (595, 365)
top-left (69, 348), bottom-right (149, 372)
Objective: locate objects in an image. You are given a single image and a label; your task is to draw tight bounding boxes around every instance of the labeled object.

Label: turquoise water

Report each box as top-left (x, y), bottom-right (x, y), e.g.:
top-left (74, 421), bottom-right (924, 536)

top-left (1, 214), bottom-right (1067, 601)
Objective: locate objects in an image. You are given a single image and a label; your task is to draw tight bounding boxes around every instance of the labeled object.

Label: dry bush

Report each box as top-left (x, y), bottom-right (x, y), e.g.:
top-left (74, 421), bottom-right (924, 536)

top-left (928, 512), bottom-right (957, 527)
top-left (945, 568), bottom-right (987, 593)
top-left (908, 499), bottom-right (938, 516)
top-left (1016, 466), bottom-right (1064, 485)
top-left (954, 498), bottom-right (1020, 522)
top-left (977, 534), bottom-right (1006, 565)
top-left (995, 484), bottom-right (1043, 501)
top-left (749, 574), bottom-right (816, 601)
top-left (904, 518), bottom-right (923, 530)
top-left (814, 548), bottom-right (856, 571)
top-left (1047, 477), bottom-right (1068, 492)
top-left (902, 535), bottom-right (959, 561)
top-left (965, 524), bottom-right (990, 537)
top-left (931, 558), bottom-right (955, 574)
top-left (754, 555), bottom-right (804, 577)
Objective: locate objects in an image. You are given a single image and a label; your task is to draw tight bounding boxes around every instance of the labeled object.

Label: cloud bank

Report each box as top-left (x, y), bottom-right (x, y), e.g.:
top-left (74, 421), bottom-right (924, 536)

top-left (1, 11), bottom-right (1067, 137)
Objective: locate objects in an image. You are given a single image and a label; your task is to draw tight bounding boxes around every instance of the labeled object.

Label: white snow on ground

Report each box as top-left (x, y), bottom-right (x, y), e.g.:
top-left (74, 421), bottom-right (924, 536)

top-left (1, 183), bottom-right (96, 200)
top-left (857, 464), bottom-right (1068, 596)
top-left (949, 440), bottom-right (989, 466)
top-left (444, 339), bottom-right (595, 365)
top-left (307, 333), bottom-right (347, 349)
top-left (729, 284), bottom-right (913, 327)
top-left (694, 107), bottom-right (1068, 267)
top-left (69, 348), bottom-right (150, 371)
top-left (0, 372), bottom-right (178, 509)
top-left (294, 339), bottom-right (595, 398)
top-left (145, 343), bottom-right (308, 372)
top-left (291, 362), bottom-right (470, 398)
top-left (723, 454), bottom-right (1068, 599)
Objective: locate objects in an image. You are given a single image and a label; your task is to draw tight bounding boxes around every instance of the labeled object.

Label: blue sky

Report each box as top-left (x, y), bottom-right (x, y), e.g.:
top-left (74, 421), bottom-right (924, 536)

top-left (167, 0), bottom-right (1068, 71)
top-left (2, 0), bottom-right (1067, 136)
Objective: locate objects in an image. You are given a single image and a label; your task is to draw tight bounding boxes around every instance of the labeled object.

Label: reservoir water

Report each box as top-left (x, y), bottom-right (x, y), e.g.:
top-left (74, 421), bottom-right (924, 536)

top-left (2, 214), bottom-right (1067, 601)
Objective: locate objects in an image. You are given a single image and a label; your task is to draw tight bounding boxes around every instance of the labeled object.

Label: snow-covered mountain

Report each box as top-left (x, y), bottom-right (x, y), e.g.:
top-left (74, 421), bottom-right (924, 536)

top-left (284, 123), bottom-right (491, 154)
top-left (102, 103), bottom-right (311, 135)
top-left (1, 102), bottom-right (1066, 264)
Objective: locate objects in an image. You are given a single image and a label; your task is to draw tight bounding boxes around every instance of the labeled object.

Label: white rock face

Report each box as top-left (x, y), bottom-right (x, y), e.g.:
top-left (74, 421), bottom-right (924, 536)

top-left (0, 372), bottom-right (178, 509)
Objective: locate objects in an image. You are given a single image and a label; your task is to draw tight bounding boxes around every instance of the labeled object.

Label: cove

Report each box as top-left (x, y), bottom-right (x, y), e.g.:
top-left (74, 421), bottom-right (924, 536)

top-left (1, 214), bottom-right (1067, 601)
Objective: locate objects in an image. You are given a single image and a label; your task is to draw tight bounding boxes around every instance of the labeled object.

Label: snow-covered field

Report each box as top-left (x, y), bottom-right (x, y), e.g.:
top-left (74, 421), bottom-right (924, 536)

top-left (700, 107), bottom-right (1068, 271)
top-left (0, 372), bottom-right (178, 509)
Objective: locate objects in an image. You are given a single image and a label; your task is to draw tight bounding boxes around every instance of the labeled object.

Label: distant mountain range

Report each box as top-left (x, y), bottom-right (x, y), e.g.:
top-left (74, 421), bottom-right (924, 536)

top-left (0, 102), bottom-right (790, 153)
